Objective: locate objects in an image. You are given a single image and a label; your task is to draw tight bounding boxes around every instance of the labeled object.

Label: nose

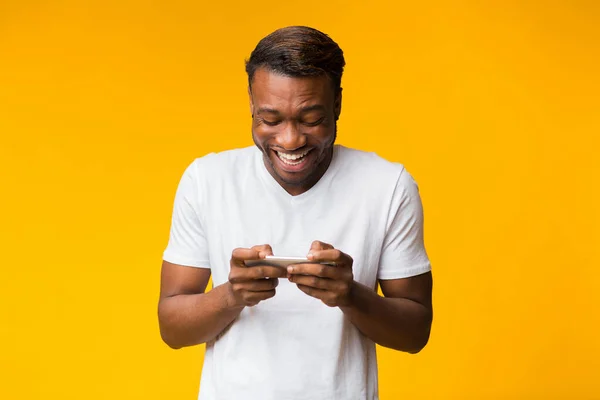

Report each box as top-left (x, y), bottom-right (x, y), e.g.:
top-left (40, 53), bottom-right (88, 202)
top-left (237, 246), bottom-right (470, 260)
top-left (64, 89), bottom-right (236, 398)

top-left (275, 121), bottom-right (306, 151)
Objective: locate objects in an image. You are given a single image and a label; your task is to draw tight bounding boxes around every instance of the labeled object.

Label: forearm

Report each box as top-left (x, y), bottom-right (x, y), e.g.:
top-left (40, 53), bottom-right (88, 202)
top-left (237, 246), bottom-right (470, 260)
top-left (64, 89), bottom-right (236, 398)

top-left (158, 282), bottom-right (243, 349)
top-left (340, 282), bottom-right (432, 353)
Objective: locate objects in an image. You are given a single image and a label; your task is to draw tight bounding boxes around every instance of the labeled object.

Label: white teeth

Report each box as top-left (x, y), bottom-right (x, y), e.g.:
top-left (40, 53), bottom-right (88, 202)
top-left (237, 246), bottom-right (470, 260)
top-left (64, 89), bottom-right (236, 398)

top-left (276, 150), bottom-right (309, 160)
top-left (280, 158), bottom-right (303, 165)
top-left (276, 150), bottom-right (309, 165)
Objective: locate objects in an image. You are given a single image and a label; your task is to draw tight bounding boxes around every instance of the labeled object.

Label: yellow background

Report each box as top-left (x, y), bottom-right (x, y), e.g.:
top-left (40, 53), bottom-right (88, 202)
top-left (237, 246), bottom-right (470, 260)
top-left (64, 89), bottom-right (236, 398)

top-left (1, 1), bottom-right (598, 399)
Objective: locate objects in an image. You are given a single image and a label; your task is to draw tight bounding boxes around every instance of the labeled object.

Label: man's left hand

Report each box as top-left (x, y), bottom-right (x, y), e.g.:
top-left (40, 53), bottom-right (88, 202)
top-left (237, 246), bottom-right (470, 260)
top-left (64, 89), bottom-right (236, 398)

top-left (287, 240), bottom-right (354, 307)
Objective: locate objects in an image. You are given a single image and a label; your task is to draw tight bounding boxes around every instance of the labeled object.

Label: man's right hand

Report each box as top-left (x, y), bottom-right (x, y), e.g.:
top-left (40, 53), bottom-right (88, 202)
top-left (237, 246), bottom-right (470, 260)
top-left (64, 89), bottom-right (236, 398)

top-left (228, 245), bottom-right (287, 307)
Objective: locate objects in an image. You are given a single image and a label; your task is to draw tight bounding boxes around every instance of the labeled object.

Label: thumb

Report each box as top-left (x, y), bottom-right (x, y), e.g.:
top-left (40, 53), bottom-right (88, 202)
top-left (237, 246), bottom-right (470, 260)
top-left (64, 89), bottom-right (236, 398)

top-left (309, 240), bottom-right (333, 255)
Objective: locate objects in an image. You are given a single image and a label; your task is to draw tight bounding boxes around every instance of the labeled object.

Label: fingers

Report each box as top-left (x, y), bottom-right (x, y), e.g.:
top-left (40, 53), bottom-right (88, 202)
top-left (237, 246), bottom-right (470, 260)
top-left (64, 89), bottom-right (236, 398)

top-left (228, 244), bottom-right (354, 308)
top-left (230, 264), bottom-right (287, 282)
top-left (228, 245), bottom-right (281, 307)
top-left (290, 242), bottom-right (354, 308)
top-left (296, 284), bottom-right (327, 298)
top-left (287, 244), bottom-right (353, 282)
top-left (289, 271), bottom-right (352, 308)
top-left (251, 244), bottom-right (274, 259)
top-left (231, 247), bottom-right (261, 267)
top-left (309, 240), bottom-right (334, 253)
top-left (307, 248), bottom-right (352, 266)
top-left (295, 283), bottom-right (350, 308)
top-left (289, 274), bottom-right (341, 290)
top-left (287, 263), bottom-right (339, 279)
top-left (231, 244), bottom-right (274, 267)
top-left (235, 288), bottom-right (277, 307)
top-left (228, 274), bottom-right (279, 307)
top-left (307, 242), bottom-right (352, 266)
top-left (234, 278), bottom-right (279, 292)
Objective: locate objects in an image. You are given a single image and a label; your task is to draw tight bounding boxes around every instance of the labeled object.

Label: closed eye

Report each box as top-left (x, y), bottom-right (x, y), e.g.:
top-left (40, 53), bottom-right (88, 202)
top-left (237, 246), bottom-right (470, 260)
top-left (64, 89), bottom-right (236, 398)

top-left (261, 119), bottom-right (282, 126)
top-left (302, 117), bottom-right (325, 127)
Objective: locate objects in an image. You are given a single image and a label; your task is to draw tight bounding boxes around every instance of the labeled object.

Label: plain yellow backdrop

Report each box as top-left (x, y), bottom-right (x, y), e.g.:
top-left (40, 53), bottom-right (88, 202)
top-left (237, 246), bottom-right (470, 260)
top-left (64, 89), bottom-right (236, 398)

top-left (1, 1), bottom-right (598, 399)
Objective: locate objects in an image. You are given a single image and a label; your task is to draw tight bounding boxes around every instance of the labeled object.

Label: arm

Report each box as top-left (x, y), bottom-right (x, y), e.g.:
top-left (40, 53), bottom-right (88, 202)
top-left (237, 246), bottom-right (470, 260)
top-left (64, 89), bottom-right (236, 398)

top-left (288, 169), bottom-right (433, 352)
top-left (340, 273), bottom-right (433, 353)
top-left (158, 261), bottom-right (242, 349)
top-left (160, 162), bottom-right (286, 348)
top-left (342, 166), bottom-right (432, 352)
top-left (288, 244), bottom-right (433, 354)
top-left (158, 246), bottom-right (287, 349)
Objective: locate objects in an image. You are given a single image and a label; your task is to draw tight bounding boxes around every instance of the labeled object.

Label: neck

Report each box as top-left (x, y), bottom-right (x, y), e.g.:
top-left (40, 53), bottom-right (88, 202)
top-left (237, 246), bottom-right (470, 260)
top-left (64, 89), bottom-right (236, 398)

top-left (267, 146), bottom-right (335, 196)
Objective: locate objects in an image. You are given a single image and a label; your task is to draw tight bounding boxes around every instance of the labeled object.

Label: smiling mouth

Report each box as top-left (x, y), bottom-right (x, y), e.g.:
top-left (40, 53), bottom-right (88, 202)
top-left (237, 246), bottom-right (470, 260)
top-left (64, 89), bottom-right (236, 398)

top-left (275, 149), bottom-right (311, 166)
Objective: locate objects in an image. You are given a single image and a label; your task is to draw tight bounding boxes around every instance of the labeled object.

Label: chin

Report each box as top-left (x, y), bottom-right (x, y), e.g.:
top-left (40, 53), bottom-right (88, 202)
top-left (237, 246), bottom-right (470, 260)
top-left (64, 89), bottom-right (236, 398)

top-left (259, 142), bottom-right (332, 190)
top-left (271, 162), bottom-right (313, 186)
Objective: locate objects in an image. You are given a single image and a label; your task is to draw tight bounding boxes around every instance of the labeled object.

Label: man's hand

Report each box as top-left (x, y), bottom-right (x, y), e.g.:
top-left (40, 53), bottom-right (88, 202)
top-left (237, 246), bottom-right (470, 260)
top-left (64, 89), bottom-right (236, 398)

top-left (228, 244), bottom-right (287, 307)
top-left (287, 240), bottom-right (354, 307)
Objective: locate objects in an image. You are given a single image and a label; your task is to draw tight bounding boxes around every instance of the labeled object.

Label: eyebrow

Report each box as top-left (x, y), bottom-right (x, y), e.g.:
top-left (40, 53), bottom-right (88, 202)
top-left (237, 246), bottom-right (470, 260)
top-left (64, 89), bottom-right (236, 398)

top-left (257, 105), bottom-right (327, 115)
top-left (257, 107), bottom-right (281, 115)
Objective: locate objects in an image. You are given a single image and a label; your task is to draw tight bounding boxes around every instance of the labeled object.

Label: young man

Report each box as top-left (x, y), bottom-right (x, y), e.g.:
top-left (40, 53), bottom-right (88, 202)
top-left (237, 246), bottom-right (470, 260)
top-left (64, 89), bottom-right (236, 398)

top-left (159, 26), bottom-right (433, 400)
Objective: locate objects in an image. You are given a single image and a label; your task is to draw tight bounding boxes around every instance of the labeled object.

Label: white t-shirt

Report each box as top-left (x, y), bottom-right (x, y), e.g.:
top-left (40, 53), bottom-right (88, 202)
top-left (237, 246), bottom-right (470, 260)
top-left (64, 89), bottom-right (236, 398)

top-left (163, 144), bottom-right (431, 400)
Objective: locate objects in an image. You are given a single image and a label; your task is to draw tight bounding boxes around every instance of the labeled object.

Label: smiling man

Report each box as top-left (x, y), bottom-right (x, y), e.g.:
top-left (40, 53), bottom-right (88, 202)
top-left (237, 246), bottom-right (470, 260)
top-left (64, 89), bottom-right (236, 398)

top-left (159, 26), bottom-right (433, 400)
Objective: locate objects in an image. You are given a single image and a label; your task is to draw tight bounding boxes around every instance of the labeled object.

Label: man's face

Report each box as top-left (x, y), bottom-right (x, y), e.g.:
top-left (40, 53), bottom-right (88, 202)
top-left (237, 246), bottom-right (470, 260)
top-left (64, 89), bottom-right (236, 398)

top-left (249, 68), bottom-right (341, 196)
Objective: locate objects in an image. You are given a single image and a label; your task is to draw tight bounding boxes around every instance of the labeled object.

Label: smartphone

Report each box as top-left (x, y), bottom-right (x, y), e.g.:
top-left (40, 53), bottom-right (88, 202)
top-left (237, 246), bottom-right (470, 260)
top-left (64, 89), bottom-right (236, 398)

top-left (244, 256), bottom-right (336, 268)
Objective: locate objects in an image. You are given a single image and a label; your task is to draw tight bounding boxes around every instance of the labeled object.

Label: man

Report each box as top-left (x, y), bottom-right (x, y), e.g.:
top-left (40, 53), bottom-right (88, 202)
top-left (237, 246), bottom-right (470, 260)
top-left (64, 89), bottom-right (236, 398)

top-left (158, 26), bottom-right (433, 400)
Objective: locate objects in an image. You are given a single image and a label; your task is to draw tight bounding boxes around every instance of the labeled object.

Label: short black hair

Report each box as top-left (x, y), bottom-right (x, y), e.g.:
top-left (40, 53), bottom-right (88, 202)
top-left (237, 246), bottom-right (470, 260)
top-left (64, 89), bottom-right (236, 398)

top-left (246, 26), bottom-right (345, 93)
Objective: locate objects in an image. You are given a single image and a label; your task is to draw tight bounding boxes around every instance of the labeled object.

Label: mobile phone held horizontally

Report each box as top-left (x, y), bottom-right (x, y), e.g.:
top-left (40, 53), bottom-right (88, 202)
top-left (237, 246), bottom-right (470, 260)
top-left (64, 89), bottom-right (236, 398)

top-left (244, 256), bottom-right (336, 268)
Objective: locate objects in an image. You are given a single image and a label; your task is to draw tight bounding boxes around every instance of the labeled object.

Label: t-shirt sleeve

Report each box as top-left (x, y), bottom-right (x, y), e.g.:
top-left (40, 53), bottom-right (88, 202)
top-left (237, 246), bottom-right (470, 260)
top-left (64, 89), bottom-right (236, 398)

top-left (162, 160), bottom-right (211, 268)
top-left (377, 167), bottom-right (431, 280)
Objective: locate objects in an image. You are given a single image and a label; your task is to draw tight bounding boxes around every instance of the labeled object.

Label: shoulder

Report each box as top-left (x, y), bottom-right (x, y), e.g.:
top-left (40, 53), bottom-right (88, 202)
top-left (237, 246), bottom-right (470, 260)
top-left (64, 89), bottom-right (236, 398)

top-left (333, 145), bottom-right (421, 207)
top-left (184, 146), bottom-right (257, 181)
top-left (335, 145), bottom-right (411, 185)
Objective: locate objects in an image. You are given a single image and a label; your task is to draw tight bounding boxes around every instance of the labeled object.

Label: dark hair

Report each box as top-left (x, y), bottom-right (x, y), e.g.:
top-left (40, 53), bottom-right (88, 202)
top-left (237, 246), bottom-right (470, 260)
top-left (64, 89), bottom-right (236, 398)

top-left (245, 26), bottom-right (345, 93)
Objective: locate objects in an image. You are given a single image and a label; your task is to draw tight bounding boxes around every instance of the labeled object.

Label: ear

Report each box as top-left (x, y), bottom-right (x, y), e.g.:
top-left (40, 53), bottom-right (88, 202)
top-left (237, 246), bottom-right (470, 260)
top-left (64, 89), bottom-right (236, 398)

top-left (334, 88), bottom-right (343, 120)
top-left (248, 86), bottom-right (254, 117)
